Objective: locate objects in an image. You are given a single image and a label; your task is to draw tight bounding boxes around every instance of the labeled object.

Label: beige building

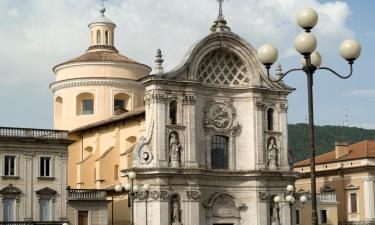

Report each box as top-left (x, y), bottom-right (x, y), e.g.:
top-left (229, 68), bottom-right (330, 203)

top-left (50, 6), bottom-right (149, 225)
top-left (294, 140), bottom-right (375, 225)
top-left (0, 127), bottom-right (71, 223)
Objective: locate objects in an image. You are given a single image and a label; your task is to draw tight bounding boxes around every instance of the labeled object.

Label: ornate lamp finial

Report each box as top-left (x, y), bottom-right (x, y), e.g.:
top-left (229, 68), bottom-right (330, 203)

top-left (154, 49), bottom-right (164, 74)
top-left (276, 64), bottom-right (283, 80)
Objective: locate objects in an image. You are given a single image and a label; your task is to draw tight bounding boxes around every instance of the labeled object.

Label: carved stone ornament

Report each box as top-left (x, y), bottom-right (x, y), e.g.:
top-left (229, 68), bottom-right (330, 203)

top-left (204, 100), bottom-right (239, 132)
top-left (183, 94), bottom-right (196, 105)
top-left (136, 191), bottom-right (148, 200)
top-left (150, 191), bottom-right (160, 200)
top-left (255, 101), bottom-right (266, 111)
top-left (149, 190), bottom-right (170, 200)
top-left (144, 91), bottom-right (167, 105)
top-left (135, 121), bottom-right (154, 164)
top-left (258, 191), bottom-right (270, 201)
top-left (186, 191), bottom-right (201, 200)
top-left (279, 103), bottom-right (288, 113)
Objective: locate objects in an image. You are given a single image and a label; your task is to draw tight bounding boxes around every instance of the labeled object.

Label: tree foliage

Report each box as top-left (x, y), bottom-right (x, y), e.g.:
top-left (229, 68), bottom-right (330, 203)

top-left (288, 123), bottom-right (375, 162)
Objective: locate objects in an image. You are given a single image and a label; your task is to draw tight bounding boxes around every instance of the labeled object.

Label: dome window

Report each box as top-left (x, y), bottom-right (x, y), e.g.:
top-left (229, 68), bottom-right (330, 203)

top-left (96, 30), bottom-right (101, 45)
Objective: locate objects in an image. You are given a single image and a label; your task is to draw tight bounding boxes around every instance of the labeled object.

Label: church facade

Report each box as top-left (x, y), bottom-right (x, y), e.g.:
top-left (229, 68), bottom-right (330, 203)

top-left (130, 12), bottom-right (297, 225)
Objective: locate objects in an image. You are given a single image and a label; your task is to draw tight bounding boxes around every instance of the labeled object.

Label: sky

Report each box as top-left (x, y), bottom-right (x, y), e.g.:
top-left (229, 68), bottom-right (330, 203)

top-left (0, 0), bottom-right (374, 129)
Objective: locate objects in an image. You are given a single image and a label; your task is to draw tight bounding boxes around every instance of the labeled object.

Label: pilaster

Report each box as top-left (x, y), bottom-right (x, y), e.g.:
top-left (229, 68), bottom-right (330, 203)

top-left (24, 152), bottom-right (34, 221)
top-left (364, 176), bottom-right (375, 221)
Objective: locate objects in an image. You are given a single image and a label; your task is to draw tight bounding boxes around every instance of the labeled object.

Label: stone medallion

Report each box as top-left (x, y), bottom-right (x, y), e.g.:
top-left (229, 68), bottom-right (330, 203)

top-left (207, 102), bottom-right (232, 129)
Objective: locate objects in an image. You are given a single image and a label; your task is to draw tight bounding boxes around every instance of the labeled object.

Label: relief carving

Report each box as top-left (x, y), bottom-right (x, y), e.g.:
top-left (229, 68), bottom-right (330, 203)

top-left (204, 100), bottom-right (239, 133)
top-left (183, 94), bottom-right (196, 105)
top-left (135, 121), bottom-right (154, 165)
top-left (144, 91), bottom-right (167, 105)
top-left (186, 191), bottom-right (201, 200)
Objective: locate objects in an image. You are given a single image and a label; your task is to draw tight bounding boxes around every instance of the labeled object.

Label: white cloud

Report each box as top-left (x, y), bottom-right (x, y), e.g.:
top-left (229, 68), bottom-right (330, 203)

top-left (347, 89), bottom-right (375, 98)
top-left (0, 0), bottom-right (355, 128)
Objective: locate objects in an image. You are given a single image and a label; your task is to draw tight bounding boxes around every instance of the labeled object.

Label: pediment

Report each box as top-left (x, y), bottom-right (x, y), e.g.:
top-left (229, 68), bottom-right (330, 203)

top-left (0, 184), bottom-right (22, 195)
top-left (36, 187), bottom-right (57, 196)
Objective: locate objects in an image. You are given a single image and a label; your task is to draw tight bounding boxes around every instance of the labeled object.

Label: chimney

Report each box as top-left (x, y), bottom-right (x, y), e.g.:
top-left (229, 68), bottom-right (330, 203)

top-left (335, 141), bottom-right (350, 159)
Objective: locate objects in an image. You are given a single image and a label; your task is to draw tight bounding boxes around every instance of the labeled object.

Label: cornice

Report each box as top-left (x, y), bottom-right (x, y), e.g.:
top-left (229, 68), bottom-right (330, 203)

top-left (50, 77), bottom-right (144, 92)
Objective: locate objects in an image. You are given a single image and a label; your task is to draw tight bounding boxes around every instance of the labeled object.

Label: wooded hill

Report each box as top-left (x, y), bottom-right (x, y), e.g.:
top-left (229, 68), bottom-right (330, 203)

top-left (288, 123), bottom-right (375, 162)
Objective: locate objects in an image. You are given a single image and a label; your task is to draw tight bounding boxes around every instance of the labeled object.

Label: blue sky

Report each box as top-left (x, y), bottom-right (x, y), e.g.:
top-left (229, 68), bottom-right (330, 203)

top-left (0, 0), bottom-right (374, 129)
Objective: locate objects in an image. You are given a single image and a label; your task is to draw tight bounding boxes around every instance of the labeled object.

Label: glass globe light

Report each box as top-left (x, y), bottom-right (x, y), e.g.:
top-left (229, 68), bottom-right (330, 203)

top-left (128, 172), bottom-right (136, 180)
top-left (287, 185), bottom-right (295, 192)
top-left (62, 223), bottom-right (69, 225)
top-left (257, 44), bottom-right (279, 66)
top-left (133, 184), bottom-right (140, 192)
top-left (143, 184), bottom-right (151, 192)
top-left (340, 39), bottom-right (361, 62)
top-left (124, 183), bottom-right (132, 191)
top-left (274, 195), bottom-right (281, 203)
top-left (114, 184), bottom-right (123, 193)
top-left (297, 8), bottom-right (318, 30)
top-left (285, 195), bottom-right (293, 203)
top-left (300, 195), bottom-right (308, 203)
top-left (294, 32), bottom-right (317, 55)
top-left (302, 51), bottom-right (322, 68)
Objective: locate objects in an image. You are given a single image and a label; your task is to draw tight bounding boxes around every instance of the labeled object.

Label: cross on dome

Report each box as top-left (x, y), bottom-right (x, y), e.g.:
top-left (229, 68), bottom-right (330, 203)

top-left (217, 0), bottom-right (226, 19)
top-left (100, 0), bottom-right (109, 16)
top-left (211, 0), bottom-right (231, 32)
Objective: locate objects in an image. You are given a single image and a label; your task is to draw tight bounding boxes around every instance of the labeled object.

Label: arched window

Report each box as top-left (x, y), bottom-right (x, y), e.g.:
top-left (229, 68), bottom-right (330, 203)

top-left (114, 93), bottom-right (130, 113)
top-left (55, 97), bottom-right (63, 119)
top-left (104, 30), bottom-right (109, 45)
top-left (211, 135), bottom-right (229, 169)
top-left (96, 30), bottom-right (101, 45)
top-left (76, 92), bottom-right (94, 115)
top-left (267, 108), bottom-right (274, 131)
top-left (169, 101), bottom-right (177, 125)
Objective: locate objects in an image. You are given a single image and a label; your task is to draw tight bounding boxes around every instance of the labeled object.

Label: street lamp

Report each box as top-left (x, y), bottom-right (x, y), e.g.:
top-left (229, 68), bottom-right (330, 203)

top-left (257, 8), bottom-right (361, 225)
top-left (273, 185), bottom-right (307, 225)
top-left (114, 172), bottom-right (150, 225)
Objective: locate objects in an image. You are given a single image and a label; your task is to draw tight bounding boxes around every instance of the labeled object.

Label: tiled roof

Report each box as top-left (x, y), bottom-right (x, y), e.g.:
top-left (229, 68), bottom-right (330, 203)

top-left (293, 140), bottom-right (375, 167)
top-left (53, 46), bottom-right (150, 70)
top-left (70, 107), bottom-right (145, 133)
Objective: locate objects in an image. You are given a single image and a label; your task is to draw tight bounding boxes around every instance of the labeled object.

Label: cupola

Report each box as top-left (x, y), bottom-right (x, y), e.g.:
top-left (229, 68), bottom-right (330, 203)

top-left (88, 6), bottom-right (116, 50)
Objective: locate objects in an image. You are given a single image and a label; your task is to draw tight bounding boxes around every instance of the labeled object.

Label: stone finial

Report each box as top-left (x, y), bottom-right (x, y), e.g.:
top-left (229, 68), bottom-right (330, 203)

top-left (154, 49), bottom-right (164, 74)
top-left (210, 0), bottom-right (231, 32)
top-left (275, 64), bottom-right (283, 80)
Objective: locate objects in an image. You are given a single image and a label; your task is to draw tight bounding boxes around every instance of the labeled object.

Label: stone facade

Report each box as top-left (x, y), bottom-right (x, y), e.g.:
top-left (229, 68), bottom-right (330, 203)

top-left (0, 127), bottom-right (71, 222)
top-left (127, 17), bottom-right (297, 225)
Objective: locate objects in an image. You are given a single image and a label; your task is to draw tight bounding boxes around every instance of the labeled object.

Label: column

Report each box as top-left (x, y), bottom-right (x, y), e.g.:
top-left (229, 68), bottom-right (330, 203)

top-left (24, 152), bottom-right (34, 221)
top-left (364, 176), bottom-right (375, 221)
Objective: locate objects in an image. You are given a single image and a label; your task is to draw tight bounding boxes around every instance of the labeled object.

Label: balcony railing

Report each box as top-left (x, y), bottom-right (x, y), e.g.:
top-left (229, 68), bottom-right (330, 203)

top-left (0, 222), bottom-right (64, 225)
top-left (0, 127), bottom-right (68, 140)
top-left (67, 188), bottom-right (107, 200)
top-left (295, 192), bottom-right (337, 203)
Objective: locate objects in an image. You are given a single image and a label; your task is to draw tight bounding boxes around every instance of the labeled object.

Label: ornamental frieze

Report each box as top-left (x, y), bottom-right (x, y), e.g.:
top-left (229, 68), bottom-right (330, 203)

top-left (183, 94), bottom-right (197, 105)
top-left (186, 191), bottom-right (201, 200)
top-left (150, 190), bottom-right (170, 200)
top-left (144, 92), bottom-right (167, 105)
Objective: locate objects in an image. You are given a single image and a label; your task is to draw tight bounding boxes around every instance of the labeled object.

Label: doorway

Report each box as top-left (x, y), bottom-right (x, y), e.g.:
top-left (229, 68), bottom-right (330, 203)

top-left (78, 211), bottom-right (89, 225)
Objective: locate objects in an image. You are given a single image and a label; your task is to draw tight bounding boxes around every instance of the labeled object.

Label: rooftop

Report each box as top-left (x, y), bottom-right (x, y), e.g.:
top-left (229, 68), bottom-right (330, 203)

top-left (293, 140), bottom-right (375, 167)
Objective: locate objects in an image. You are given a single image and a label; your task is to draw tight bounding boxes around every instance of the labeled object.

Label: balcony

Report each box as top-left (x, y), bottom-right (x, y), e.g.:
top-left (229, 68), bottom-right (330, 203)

top-left (295, 192), bottom-right (337, 203)
top-left (67, 188), bottom-right (108, 201)
top-left (0, 222), bottom-right (64, 225)
top-left (0, 127), bottom-right (68, 140)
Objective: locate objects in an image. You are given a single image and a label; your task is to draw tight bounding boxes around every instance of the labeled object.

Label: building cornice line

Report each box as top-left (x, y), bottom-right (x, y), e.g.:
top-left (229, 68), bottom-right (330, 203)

top-left (50, 77), bottom-right (144, 92)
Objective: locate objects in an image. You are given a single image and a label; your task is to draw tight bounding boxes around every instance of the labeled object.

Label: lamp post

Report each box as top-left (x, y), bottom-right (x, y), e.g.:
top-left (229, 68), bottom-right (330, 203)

top-left (273, 185), bottom-right (307, 225)
top-left (257, 8), bottom-right (361, 225)
top-left (114, 172), bottom-right (150, 225)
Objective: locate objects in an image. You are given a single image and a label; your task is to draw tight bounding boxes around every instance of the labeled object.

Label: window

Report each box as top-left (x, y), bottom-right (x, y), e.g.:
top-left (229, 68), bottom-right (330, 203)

top-left (76, 92), bottom-right (95, 115)
top-left (96, 30), bottom-right (101, 45)
top-left (114, 99), bottom-right (125, 109)
top-left (40, 157), bottom-right (51, 177)
top-left (3, 198), bottom-right (15, 221)
top-left (350, 193), bottom-right (358, 213)
top-left (267, 108), bottom-right (274, 131)
top-left (4, 155), bottom-right (16, 176)
top-left (82, 99), bottom-right (94, 115)
top-left (296, 209), bottom-right (300, 224)
top-left (39, 198), bottom-right (51, 221)
top-left (104, 30), bottom-right (109, 45)
top-left (211, 135), bottom-right (229, 169)
top-left (321, 209), bottom-right (327, 224)
top-left (169, 101), bottom-right (177, 125)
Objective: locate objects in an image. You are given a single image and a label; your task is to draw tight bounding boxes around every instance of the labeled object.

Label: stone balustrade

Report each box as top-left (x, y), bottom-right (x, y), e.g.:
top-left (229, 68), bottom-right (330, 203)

top-left (0, 127), bottom-right (68, 139)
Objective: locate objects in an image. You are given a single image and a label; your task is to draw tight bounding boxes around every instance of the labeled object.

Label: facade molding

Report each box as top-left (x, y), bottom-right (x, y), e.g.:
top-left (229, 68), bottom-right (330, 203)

top-left (50, 77), bottom-right (144, 93)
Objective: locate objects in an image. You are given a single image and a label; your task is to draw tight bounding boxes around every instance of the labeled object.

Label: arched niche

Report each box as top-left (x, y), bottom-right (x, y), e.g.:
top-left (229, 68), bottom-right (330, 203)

top-left (114, 93), bottom-right (131, 112)
top-left (55, 96), bottom-right (63, 119)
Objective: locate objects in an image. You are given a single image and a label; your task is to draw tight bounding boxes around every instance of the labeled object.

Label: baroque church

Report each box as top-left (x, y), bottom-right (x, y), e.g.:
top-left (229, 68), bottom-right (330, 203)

top-left (50, 2), bottom-right (297, 225)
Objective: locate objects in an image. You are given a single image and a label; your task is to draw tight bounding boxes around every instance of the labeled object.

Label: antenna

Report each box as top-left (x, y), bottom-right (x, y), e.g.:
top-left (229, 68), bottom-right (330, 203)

top-left (343, 108), bottom-right (349, 127)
